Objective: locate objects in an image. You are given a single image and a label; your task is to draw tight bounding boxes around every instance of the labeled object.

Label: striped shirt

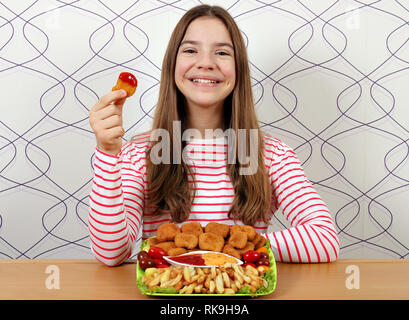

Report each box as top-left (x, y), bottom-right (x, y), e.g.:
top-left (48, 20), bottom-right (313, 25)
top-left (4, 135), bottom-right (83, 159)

top-left (88, 132), bottom-right (340, 266)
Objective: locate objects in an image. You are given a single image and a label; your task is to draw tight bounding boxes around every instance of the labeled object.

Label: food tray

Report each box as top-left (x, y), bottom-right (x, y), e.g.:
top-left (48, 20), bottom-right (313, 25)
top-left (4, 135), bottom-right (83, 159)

top-left (136, 238), bottom-right (276, 297)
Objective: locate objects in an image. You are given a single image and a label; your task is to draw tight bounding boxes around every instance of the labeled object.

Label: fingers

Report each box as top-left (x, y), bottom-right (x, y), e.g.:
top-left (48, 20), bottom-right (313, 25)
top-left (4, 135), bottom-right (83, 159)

top-left (93, 89), bottom-right (127, 112)
top-left (89, 89), bottom-right (128, 156)
top-left (96, 104), bottom-right (123, 121)
top-left (96, 126), bottom-right (124, 152)
top-left (98, 125), bottom-right (125, 142)
top-left (99, 114), bottom-right (122, 130)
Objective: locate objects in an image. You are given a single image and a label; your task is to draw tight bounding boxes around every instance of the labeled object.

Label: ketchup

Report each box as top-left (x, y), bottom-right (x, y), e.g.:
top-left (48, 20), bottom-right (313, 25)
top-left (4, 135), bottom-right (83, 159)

top-left (118, 72), bottom-right (137, 87)
top-left (168, 254), bottom-right (205, 266)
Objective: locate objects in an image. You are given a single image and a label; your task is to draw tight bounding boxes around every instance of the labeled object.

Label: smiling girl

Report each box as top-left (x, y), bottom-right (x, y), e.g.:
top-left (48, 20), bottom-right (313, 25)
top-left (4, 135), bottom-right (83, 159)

top-left (88, 5), bottom-right (340, 266)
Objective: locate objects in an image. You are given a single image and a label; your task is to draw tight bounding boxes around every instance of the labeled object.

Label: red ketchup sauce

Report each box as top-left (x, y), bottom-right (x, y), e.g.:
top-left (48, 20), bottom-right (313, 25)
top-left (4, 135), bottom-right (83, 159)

top-left (119, 72), bottom-right (137, 87)
top-left (168, 254), bottom-right (205, 266)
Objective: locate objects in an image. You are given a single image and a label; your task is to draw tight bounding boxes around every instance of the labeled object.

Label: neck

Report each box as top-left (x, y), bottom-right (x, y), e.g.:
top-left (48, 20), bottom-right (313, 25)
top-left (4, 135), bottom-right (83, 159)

top-left (185, 104), bottom-right (225, 138)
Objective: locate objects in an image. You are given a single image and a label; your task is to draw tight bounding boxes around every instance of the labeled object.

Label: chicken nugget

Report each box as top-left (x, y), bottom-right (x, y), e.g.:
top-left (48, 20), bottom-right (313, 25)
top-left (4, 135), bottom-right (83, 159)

top-left (167, 247), bottom-right (187, 256)
top-left (222, 244), bottom-right (241, 260)
top-left (253, 233), bottom-right (267, 249)
top-left (156, 222), bottom-right (179, 242)
top-left (228, 230), bottom-right (248, 249)
top-left (205, 222), bottom-right (230, 238)
top-left (237, 241), bottom-right (255, 256)
top-left (147, 237), bottom-right (159, 247)
top-left (155, 241), bottom-right (176, 254)
top-left (181, 222), bottom-right (203, 237)
top-left (199, 232), bottom-right (224, 252)
top-left (174, 233), bottom-right (198, 249)
top-left (231, 225), bottom-right (256, 241)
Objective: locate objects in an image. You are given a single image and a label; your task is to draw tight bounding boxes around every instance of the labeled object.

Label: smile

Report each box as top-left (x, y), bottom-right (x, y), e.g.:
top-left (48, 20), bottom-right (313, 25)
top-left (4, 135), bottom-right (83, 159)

top-left (191, 78), bottom-right (220, 84)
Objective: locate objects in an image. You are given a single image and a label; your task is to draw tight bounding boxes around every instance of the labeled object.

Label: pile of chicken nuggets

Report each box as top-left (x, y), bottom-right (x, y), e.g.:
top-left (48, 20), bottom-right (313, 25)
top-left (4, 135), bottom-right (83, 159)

top-left (147, 221), bottom-right (267, 260)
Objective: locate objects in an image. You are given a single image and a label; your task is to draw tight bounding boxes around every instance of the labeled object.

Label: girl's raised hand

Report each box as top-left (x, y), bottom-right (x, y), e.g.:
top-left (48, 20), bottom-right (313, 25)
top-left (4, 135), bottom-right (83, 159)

top-left (89, 89), bottom-right (127, 156)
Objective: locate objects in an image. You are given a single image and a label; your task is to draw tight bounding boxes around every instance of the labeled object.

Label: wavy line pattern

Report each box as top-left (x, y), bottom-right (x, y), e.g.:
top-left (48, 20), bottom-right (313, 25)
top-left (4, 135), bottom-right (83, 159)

top-left (0, 0), bottom-right (408, 260)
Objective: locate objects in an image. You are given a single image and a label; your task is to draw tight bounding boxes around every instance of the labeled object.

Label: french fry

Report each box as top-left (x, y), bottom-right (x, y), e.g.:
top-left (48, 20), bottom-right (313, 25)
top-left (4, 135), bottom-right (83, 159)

top-left (234, 271), bottom-right (243, 284)
top-left (148, 274), bottom-right (161, 287)
top-left (174, 281), bottom-right (183, 291)
top-left (185, 283), bottom-right (195, 294)
top-left (233, 264), bottom-right (251, 283)
top-left (262, 278), bottom-right (268, 289)
top-left (160, 269), bottom-right (171, 285)
top-left (166, 273), bottom-right (182, 288)
top-left (197, 274), bottom-right (206, 284)
top-left (191, 274), bottom-right (200, 283)
top-left (224, 288), bottom-right (235, 294)
top-left (245, 265), bottom-right (258, 276)
top-left (197, 267), bottom-right (205, 277)
top-left (179, 285), bottom-right (188, 294)
top-left (242, 274), bottom-right (251, 283)
top-left (209, 280), bottom-right (215, 293)
top-left (194, 284), bottom-right (203, 293)
top-left (215, 273), bottom-right (224, 294)
top-left (235, 279), bottom-right (242, 290)
top-left (204, 276), bottom-right (210, 289)
top-left (222, 271), bottom-right (231, 288)
top-left (211, 266), bottom-right (217, 279)
top-left (183, 266), bottom-right (191, 283)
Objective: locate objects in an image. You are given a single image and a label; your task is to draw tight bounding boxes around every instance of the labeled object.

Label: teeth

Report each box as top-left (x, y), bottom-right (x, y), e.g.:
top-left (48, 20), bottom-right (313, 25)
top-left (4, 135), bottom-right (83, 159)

top-left (193, 79), bottom-right (217, 84)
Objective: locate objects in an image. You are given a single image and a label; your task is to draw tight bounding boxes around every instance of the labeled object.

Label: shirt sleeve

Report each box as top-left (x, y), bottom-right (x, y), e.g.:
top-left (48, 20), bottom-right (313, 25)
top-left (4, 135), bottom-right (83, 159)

top-left (265, 145), bottom-right (340, 263)
top-left (88, 144), bottom-right (145, 266)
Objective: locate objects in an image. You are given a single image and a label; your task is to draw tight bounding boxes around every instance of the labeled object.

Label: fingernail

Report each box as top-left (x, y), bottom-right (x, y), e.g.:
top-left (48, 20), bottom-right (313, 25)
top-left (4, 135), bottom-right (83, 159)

top-left (120, 90), bottom-right (127, 97)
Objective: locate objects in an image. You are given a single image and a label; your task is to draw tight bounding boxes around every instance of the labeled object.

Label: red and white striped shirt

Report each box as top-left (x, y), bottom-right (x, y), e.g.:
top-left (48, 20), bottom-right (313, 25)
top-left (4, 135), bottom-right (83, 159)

top-left (88, 132), bottom-right (339, 266)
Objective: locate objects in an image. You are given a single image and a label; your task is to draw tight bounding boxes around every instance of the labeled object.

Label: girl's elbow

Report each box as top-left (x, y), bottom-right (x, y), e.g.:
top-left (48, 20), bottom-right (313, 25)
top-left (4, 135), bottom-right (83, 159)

top-left (330, 242), bottom-right (341, 262)
top-left (91, 246), bottom-right (129, 267)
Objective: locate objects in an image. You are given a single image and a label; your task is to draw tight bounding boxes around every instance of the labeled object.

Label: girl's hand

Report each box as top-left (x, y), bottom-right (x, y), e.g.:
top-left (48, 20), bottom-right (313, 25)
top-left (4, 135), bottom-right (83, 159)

top-left (89, 90), bottom-right (127, 156)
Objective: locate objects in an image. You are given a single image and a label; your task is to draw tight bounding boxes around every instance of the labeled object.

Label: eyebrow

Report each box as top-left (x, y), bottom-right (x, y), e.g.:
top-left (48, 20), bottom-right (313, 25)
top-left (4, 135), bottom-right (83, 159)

top-left (180, 40), bottom-right (234, 50)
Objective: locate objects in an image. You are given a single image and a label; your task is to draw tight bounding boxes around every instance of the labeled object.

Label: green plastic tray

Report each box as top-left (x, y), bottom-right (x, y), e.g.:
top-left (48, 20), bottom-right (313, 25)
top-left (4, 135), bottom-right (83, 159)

top-left (136, 238), bottom-right (276, 297)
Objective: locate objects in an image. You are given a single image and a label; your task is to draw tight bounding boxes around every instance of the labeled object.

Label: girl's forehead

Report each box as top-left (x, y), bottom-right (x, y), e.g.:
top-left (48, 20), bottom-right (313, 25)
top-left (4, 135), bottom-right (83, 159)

top-left (184, 16), bottom-right (232, 42)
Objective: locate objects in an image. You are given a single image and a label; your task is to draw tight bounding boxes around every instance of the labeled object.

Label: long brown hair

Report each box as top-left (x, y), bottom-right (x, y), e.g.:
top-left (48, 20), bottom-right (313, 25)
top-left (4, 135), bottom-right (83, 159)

top-left (143, 5), bottom-right (273, 226)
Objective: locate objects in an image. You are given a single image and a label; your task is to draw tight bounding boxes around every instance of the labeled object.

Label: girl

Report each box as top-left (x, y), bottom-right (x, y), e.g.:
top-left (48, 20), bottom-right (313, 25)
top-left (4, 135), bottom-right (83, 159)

top-left (88, 5), bottom-right (339, 266)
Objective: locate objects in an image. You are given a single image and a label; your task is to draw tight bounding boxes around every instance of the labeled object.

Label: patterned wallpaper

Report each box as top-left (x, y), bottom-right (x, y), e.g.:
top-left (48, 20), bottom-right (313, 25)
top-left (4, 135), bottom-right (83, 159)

top-left (0, 0), bottom-right (408, 260)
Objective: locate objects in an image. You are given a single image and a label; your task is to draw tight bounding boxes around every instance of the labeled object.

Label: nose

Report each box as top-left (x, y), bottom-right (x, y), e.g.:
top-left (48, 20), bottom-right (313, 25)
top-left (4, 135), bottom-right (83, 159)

top-left (196, 51), bottom-right (216, 70)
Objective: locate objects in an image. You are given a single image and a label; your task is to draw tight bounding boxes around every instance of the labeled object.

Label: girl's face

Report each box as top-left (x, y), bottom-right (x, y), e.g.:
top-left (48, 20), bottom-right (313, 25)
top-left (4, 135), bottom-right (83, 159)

top-left (175, 16), bottom-right (236, 114)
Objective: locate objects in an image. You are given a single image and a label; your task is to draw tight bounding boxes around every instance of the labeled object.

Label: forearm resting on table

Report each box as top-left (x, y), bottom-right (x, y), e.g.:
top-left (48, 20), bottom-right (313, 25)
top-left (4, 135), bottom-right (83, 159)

top-left (266, 219), bottom-right (339, 263)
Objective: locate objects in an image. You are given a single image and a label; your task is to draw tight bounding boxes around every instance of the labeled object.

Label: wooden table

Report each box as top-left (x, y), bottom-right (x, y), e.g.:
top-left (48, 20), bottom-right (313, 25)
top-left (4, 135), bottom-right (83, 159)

top-left (0, 259), bottom-right (408, 300)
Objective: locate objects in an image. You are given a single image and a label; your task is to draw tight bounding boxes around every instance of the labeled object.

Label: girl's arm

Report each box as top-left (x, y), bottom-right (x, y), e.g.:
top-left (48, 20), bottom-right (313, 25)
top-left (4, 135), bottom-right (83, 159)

top-left (265, 144), bottom-right (340, 263)
top-left (88, 143), bottom-right (144, 266)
